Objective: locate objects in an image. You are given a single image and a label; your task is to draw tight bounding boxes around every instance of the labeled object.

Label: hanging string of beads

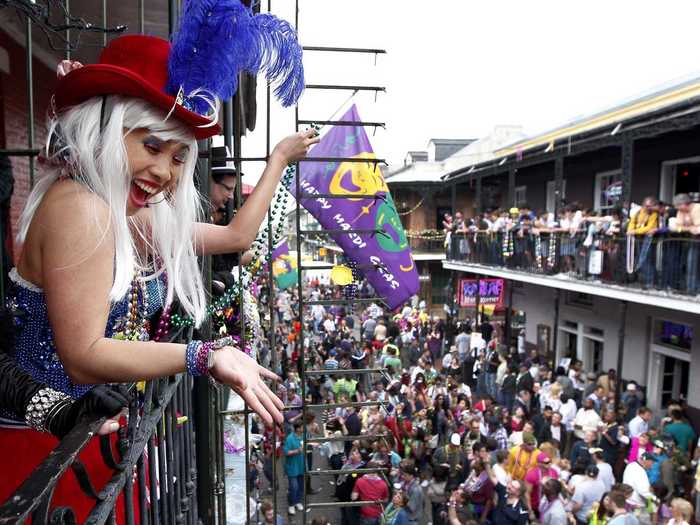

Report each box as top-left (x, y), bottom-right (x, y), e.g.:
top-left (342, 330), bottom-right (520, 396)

top-left (534, 234), bottom-right (542, 271)
top-left (170, 124), bottom-right (320, 330)
top-left (546, 235), bottom-right (557, 270)
top-left (502, 231), bottom-right (514, 259)
top-left (112, 272), bottom-right (150, 341)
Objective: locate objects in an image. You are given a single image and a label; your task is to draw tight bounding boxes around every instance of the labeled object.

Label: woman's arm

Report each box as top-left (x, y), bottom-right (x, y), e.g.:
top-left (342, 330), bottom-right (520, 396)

top-left (194, 130), bottom-right (320, 256)
top-left (37, 187), bottom-right (282, 426)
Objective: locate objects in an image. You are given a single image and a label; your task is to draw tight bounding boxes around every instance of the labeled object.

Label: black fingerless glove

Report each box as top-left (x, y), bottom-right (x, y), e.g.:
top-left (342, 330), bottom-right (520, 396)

top-left (46, 385), bottom-right (132, 439)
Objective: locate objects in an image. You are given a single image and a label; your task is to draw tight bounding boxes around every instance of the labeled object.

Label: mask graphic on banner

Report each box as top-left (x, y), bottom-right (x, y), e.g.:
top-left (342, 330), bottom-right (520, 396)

top-left (293, 105), bottom-right (419, 309)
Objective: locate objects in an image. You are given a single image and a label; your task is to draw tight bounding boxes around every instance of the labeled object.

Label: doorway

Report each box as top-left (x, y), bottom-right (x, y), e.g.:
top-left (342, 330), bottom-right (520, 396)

top-left (660, 356), bottom-right (689, 407)
top-left (647, 319), bottom-right (693, 412)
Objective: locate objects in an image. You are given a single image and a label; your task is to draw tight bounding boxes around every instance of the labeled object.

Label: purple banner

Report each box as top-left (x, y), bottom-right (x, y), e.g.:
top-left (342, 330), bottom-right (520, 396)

top-left (294, 105), bottom-right (419, 310)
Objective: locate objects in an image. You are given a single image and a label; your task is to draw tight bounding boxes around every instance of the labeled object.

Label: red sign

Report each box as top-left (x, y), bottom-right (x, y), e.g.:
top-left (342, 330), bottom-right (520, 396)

top-left (458, 278), bottom-right (505, 308)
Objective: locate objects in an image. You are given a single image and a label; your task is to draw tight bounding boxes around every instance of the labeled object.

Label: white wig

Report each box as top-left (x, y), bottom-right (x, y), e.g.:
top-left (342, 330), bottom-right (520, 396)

top-left (17, 95), bottom-right (207, 325)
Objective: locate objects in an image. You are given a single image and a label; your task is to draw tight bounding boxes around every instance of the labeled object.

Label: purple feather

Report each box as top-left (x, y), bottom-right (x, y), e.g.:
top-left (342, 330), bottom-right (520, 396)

top-left (167, 0), bottom-right (305, 114)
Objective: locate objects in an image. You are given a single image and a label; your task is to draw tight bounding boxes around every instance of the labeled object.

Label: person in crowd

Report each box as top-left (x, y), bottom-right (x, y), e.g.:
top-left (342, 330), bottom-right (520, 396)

top-left (623, 452), bottom-right (657, 512)
top-left (571, 465), bottom-right (606, 525)
top-left (284, 420), bottom-right (306, 516)
top-left (491, 478), bottom-right (529, 525)
top-left (668, 498), bottom-right (694, 525)
top-left (433, 432), bottom-right (470, 491)
top-left (523, 452), bottom-right (559, 520)
top-left (605, 489), bottom-right (640, 525)
top-left (669, 193), bottom-right (700, 294)
top-left (351, 458), bottom-right (389, 525)
top-left (506, 432), bottom-right (540, 481)
top-left (381, 490), bottom-right (412, 525)
top-left (539, 479), bottom-right (568, 525)
top-left (629, 407), bottom-right (653, 438)
top-left (398, 459), bottom-right (423, 525)
top-left (259, 499), bottom-right (284, 525)
top-left (662, 409), bottom-right (696, 454)
top-left (627, 196), bottom-right (660, 288)
top-left (591, 447), bottom-right (615, 492)
top-left (570, 429), bottom-right (597, 467)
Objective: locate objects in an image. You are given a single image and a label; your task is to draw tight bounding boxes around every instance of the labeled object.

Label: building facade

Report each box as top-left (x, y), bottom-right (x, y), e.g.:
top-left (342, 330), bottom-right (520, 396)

top-left (441, 76), bottom-right (700, 423)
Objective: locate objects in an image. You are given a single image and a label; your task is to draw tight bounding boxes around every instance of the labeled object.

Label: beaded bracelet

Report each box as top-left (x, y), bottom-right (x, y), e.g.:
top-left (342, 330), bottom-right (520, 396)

top-left (185, 340), bottom-right (213, 376)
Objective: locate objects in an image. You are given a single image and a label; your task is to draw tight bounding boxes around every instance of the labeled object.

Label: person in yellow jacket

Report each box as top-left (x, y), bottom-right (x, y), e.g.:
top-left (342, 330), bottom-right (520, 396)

top-left (627, 197), bottom-right (659, 236)
top-left (506, 432), bottom-right (540, 480)
top-left (627, 197), bottom-right (659, 288)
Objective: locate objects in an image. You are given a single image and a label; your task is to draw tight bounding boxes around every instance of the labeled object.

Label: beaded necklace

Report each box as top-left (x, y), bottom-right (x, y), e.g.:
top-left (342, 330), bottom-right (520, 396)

top-left (502, 231), bottom-right (514, 259)
top-left (112, 272), bottom-right (150, 341)
top-left (546, 235), bottom-right (557, 270)
top-left (169, 133), bottom-right (308, 330)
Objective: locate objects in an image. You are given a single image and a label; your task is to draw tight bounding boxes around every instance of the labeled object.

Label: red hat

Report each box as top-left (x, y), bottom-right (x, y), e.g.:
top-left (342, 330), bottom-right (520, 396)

top-left (54, 35), bottom-right (221, 140)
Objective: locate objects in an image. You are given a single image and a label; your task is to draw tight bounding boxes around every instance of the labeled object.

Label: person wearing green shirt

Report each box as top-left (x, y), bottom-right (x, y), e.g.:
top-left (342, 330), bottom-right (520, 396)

top-left (383, 346), bottom-right (402, 372)
top-left (664, 409), bottom-right (696, 453)
top-left (284, 420), bottom-right (305, 515)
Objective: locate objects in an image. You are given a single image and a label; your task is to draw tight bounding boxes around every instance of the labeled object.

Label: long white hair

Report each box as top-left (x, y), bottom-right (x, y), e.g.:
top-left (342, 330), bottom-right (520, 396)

top-left (17, 95), bottom-right (207, 325)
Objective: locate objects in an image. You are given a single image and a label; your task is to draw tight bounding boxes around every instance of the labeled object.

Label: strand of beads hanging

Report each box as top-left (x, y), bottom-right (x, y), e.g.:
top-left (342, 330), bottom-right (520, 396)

top-left (171, 125), bottom-right (319, 330)
top-left (112, 271), bottom-right (151, 341)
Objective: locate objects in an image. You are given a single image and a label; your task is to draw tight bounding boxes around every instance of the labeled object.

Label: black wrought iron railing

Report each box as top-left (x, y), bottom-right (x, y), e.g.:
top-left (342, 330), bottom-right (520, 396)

top-left (446, 229), bottom-right (700, 296)
top-left (0, 360), bottom-right (199, 525)
top-left (407, 235), bottom-right (445, 254)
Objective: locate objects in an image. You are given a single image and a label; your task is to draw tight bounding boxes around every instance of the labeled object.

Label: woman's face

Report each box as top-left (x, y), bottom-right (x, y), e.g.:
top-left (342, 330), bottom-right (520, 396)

top-left (124, 128), bottom-right (189, 215)
top-left (392, 492), bottom-right (404, 507)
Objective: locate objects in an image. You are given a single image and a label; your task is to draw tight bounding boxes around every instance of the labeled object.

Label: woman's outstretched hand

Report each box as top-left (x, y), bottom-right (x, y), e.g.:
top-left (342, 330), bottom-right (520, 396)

top-left (271, 128), bottom-right (321, 164)
top-left (211, 346), bottom-right (285, 428)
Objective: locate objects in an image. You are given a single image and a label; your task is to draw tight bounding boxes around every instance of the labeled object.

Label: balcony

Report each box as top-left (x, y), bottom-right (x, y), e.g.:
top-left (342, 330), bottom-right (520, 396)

top-left (408, 234), bottom-right (446, 260)
top-left (443, 230), bottom-right (700, 314)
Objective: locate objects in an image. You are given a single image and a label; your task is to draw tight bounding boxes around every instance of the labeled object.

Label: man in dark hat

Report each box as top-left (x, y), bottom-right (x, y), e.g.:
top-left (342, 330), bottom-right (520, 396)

top-left (210, 144), bottom-right (239, 220)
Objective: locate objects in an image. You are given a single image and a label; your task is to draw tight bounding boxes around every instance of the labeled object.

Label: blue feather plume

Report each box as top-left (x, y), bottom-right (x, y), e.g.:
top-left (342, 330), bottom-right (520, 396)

top-left (166, 0), bottom-right (305, 115)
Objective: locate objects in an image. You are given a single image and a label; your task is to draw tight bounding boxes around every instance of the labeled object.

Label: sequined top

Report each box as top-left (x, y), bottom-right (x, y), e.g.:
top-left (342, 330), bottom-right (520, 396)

top-left (5, 267), bottom-right (166, 401)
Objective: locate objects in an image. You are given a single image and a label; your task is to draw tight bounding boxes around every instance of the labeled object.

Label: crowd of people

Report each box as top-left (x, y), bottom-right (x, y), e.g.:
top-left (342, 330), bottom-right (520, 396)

top-left (252, 284), bottom-right (700, 525)
top-left (443, 194), bottom-right (700, 294)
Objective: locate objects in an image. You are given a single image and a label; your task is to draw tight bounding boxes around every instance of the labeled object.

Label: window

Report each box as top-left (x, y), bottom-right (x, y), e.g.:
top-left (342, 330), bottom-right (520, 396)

top-left (546, 179), bottom-right (567, 213)
top-left (514, 186), bottom-right (527, 207)
top-left (594, 170), bottom-right (622, 211)
top-left (587, 339), bottom-right (604, 373)
top-left (653, 320), bottom-right (693, 352)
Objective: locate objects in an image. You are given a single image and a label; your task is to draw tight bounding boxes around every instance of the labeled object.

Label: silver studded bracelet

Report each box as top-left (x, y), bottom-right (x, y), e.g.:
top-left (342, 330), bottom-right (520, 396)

top-left (25, 387), bottom-right (72, 433)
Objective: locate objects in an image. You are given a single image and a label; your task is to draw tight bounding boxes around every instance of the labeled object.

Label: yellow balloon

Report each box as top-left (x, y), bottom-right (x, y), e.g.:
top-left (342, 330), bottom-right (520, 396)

top-left (331, 265), bottom-right (354, 286)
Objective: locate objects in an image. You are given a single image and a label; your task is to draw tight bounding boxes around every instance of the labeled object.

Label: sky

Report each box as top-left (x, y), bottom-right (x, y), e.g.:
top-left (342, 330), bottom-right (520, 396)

top-left (242, 0), bottom-right (700, 181)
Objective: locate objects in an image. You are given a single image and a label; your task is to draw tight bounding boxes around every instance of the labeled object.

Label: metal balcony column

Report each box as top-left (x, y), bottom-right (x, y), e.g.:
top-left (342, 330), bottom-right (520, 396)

top-left (451, 183), bottom-right (457, 217)
top-left (475, 277), bottom-right (481, 325)
top-left (554, 156), bottom-right (564, 218)
top-left (551, 289), bottom-right (561, 364)
top-left (508, 168), bottom-right (516, 208)
top-left (475, 174), bottom-right (482, 215)
top-left (621, 138), bottom-right (635, 212)
top-left (616, 301), bottom-right (629, 404)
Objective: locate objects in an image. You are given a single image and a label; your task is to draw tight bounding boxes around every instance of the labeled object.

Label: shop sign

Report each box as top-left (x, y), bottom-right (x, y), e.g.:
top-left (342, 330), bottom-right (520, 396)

top-left (458, 278), bottom-right (505, 307)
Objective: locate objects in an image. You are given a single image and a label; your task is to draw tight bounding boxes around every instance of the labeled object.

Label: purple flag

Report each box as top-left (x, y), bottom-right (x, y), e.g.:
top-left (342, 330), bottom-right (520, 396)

top-left (294, 105), bottom-right (419, 310)
top-left (271, 239), bottom-right (298, 289)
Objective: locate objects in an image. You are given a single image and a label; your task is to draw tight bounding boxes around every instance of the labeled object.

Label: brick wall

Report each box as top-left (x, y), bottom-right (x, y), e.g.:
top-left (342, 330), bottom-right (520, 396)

top-left (1, 29), bottom-right (57, 259)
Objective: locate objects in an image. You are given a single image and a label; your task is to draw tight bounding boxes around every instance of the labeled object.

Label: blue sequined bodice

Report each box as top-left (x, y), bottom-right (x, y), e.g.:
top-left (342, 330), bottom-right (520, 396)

top-left (6, 267), bottom-right (166, 399)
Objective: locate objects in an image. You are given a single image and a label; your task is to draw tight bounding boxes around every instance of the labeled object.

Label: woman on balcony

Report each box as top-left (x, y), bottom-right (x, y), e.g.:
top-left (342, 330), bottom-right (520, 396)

top-left (0, 3), bottom-right (317, 521)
